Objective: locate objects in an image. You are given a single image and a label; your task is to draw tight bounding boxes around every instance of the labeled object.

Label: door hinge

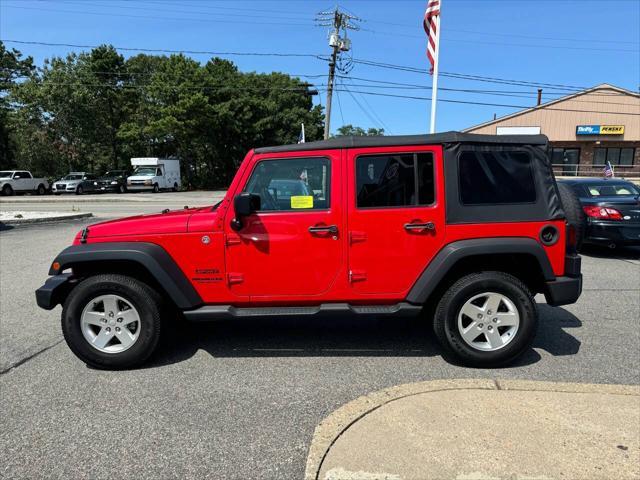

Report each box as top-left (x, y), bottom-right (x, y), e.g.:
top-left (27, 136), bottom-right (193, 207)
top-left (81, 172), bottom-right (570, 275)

top-left (349, 270), bottom-right (367, 283)
top-left (225, 235), bottom-right (241, 246)
top-left (227, 273), bottom-right (244, 285)
top-left (349, 231), bottom-right (367, 245)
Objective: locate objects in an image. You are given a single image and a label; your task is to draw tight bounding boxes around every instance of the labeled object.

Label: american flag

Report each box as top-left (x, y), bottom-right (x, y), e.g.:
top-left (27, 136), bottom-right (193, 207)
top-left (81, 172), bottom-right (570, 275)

top-left (603, 161), bottom-right (614, 178)
top-left (423, 0), bottom-right (441, 74)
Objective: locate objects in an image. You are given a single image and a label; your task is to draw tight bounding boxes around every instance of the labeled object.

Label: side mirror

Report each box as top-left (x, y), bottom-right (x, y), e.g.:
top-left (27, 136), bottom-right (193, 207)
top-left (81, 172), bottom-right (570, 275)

top-left (231, 193), bottom-right (260, 231)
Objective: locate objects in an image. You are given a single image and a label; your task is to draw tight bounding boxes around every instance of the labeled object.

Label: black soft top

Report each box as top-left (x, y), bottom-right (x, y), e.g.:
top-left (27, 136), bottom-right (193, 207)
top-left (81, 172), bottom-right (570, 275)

top-left (255, 131), bottom-right (548, 154)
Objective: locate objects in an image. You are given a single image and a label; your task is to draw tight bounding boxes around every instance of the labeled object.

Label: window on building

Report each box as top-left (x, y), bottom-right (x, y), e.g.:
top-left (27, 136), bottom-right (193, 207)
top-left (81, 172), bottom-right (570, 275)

top-left (458, 150), bottom-right (536, 205)
top-left (593, 147), bottom-right (635, 166)
top-left (356, 152), bottom-right (434, 208)
top-left (550, 148), bottom-right (580, 166)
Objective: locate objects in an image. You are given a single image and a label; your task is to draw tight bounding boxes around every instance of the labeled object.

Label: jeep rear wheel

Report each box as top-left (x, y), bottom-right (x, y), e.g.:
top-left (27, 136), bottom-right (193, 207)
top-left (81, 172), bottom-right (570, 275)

top-left (434, 272), bottom-right (537, 367)
top-left (61, 274), bottom-right (163, 369)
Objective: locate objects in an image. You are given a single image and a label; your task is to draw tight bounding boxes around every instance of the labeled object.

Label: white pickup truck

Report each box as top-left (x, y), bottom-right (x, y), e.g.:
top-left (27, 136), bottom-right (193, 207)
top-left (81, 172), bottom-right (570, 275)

top-left (0, 170), bottom-right (49, 196)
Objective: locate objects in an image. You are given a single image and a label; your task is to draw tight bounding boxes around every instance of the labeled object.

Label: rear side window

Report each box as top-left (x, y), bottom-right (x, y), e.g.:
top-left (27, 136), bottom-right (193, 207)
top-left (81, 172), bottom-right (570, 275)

top-left (356, 152), bottom-right (434, 208)
top-left (458, 151), bottom-right (536, 205)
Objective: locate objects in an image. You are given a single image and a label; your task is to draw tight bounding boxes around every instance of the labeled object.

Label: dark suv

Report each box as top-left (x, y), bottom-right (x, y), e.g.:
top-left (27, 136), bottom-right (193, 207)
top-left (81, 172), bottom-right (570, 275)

top-left (36, 132), bottom-right (583, 369)
top-left (96, 170), bottom-right (131, 194)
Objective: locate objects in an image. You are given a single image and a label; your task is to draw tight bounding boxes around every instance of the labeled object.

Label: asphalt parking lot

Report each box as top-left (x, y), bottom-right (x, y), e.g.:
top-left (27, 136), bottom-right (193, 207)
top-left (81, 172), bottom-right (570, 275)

top-left (1, 195), bottom-right (639, 479)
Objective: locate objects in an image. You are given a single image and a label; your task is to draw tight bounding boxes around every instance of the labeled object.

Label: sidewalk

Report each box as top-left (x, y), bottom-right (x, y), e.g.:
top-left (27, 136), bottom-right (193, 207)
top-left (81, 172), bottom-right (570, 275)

top-left (306, 379), bottom-right (640, 480)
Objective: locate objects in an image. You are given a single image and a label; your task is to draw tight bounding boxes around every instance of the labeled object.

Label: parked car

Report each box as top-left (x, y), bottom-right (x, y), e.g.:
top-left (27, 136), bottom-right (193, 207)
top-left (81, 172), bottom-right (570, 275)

top-left (0, 170), bottom-right (49, 196)
top-left (127, 158), bottom-right (181, 193)
top-left (52, 173), bottom-right (99, 195)
top-left (559, 178), bottom-right (640, 248)
top-left (36, 132), bottom-right (583, 369)
top-left (95, 170), bottom-right (130, 193)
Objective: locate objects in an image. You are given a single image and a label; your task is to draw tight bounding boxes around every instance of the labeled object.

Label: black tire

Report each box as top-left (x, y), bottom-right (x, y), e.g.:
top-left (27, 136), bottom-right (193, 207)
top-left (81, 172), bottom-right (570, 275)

top-left (37, 184), bottom-right (46, 195)
top-left (76, 185), bottom-right (83, 195)
top-left (61, 274), bottom-right (163, 369)
top-left (118, 184), bottom-right (126, 194)
top-left (172, 182), bottom-right (178, 192)
top-left (152, 183), bottom-right (160, 193)
top-left (557, 183), bottom-right (586, 251)
top-left (433, 272), bottom-right (538, 367)
top-left (2, 184), bottom-right (13, 196)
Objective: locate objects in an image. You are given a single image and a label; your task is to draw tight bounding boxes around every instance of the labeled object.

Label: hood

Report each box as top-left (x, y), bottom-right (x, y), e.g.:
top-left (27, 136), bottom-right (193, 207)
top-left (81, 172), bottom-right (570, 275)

top-left (80, 209), bottom-right (196, 240)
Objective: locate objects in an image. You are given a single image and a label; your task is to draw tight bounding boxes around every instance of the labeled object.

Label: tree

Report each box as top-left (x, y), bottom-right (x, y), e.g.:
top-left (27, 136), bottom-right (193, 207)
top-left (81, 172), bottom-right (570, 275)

top-left (335, 124), bottom-right (385, 137)
top-left (4, 43), bottom-right (325, 187)
top-left (0, 41), bottom-right (34, 169)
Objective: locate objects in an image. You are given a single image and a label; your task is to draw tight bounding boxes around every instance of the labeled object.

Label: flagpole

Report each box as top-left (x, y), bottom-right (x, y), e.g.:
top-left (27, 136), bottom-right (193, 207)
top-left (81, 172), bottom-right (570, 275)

top-left (429, 13), bottom-right (441, 134)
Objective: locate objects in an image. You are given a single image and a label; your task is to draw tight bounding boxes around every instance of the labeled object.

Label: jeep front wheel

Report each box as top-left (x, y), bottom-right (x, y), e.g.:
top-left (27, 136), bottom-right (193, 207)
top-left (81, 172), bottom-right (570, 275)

top-left (61, 274), bottom-right (163, 369)
top-left (433, 272), bottom-right (537, 367)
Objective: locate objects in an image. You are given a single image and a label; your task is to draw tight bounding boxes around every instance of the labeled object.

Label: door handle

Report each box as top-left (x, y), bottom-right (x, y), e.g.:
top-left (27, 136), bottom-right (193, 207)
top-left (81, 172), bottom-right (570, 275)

top-left (404, 222), bottom-right (435, 231)
top-left (308, 225), bottom-right (338, 234)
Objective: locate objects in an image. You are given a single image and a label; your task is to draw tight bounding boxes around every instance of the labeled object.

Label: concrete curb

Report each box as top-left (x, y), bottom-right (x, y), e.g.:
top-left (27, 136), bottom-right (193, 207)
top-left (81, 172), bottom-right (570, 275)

top-left (305, 379), bottom-right (640, 480)
top-left (0, 212), bottom-right (93, 225)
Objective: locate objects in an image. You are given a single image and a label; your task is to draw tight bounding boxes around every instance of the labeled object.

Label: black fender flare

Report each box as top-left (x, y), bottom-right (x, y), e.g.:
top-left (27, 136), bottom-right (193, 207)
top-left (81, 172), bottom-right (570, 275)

top-left (406, 237), bottom-right (555, 304)
top-left (49, 242), bottom-right (202, 310)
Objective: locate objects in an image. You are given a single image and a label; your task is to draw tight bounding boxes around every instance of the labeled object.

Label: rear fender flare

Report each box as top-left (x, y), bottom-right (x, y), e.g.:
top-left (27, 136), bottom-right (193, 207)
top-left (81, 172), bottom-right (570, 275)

top-left (406, 237), bottom-right (555, 304)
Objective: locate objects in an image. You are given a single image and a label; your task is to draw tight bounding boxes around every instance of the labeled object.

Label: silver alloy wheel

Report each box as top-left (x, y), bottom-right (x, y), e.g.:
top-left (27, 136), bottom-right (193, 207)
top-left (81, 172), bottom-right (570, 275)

top-left (457, 292), bottom-right (520, 352)
top-left (80, 294), bottom-right (141, 353)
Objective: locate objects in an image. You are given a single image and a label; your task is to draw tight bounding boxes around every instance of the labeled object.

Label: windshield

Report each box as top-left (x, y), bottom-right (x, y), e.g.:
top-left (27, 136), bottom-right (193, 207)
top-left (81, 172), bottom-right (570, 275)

top-left (133, 167), bottom-right (157, 176)
top-left (586, 183), bottom-right (640, 197)
top-left (63, 174), bottom-right (83, 180)
top-left (0, 171), bottom-right (13, 177)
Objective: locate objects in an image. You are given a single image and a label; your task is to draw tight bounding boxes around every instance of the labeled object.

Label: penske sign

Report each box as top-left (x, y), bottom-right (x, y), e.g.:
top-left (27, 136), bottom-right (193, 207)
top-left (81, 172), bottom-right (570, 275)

top-left (576, 125), bottom-right (625, 135)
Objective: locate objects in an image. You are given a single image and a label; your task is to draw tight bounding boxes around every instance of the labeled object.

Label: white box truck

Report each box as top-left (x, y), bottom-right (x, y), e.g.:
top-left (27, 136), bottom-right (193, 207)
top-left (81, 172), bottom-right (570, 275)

top-left (127, 158), bottom-right (181, 193)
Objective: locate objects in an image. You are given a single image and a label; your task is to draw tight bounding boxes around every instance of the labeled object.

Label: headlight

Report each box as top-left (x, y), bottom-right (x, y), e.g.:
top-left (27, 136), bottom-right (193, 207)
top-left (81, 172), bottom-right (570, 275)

top-left (93, 182), bottom-right (98, 186)
top-left (127, 180), bottom-right (132, 185)
top-left (144, 179), bottom-right (152, 185)
top-left (111, 181), bottom-right (118, 185)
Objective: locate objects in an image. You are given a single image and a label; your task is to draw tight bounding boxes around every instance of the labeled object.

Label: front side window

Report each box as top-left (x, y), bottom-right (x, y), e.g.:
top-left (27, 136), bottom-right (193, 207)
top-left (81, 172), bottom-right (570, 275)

top-left (244, 157), bottom-right (330, 211)
top-left (459, 150), bottom-right (536, 205)
top-left (356, 152), bottom-right (434, 208)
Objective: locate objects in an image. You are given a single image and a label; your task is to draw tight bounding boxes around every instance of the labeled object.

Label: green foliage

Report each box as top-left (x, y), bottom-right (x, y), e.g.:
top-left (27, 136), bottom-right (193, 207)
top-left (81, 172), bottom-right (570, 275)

top-left (1, 42), bottom-right (35, 170)
top-left (335, 124), bottom-right (385, 137)
top-left (1, 41), bottom-right (324, 187)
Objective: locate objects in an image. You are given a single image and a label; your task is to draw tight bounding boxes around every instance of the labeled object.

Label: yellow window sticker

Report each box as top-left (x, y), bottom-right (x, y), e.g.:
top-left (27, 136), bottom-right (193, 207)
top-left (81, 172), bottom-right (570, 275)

top-left (290, 195), bottom-right (314, 209)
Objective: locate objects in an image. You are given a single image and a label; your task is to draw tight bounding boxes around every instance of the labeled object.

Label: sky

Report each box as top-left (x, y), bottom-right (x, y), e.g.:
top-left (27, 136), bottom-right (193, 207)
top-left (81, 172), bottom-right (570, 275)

top-left (1, 0), bottom-right (639, 136)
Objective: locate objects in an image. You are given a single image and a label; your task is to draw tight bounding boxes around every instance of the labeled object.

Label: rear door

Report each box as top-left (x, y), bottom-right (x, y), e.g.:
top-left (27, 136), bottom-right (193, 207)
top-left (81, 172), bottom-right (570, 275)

top-left (224, 152), bottom-right (343, 299)
top-left (346, 146), bottom-right (446, 296)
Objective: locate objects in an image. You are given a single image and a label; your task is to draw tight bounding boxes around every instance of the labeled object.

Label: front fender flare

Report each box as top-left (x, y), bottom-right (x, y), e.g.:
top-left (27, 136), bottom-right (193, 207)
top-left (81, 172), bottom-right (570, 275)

top-left (48, 242), bottom-right (202, 310)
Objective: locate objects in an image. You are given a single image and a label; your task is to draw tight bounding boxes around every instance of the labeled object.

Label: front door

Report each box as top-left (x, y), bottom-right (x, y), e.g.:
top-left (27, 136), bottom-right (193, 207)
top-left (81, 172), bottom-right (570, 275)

top-left (224, 153), bottom-right (343, 300)
top-left (346, 146), bottom-right (446, 296)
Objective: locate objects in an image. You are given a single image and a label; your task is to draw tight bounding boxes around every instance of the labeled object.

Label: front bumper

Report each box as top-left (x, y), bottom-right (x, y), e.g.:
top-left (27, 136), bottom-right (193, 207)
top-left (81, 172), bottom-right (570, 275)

top-left (585, 221), bottom-right (640, 246)
top-left (543, 254), bottom-right (582, 306)
top-left (35, 273), bottom-right (76, 310)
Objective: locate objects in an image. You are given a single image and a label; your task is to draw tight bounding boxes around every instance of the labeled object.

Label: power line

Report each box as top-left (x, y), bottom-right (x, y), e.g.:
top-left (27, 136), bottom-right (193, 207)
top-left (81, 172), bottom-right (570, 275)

top-left (52, 0), bottom-right (316, 23)
top-left (331, 88), bottom-right (640, 116)
top-left (1, 5), bottom-right (313, 27)
top-left (341, 77), bottom-right (391, 133)
top-left (1, 39), bottom-right (326, 59)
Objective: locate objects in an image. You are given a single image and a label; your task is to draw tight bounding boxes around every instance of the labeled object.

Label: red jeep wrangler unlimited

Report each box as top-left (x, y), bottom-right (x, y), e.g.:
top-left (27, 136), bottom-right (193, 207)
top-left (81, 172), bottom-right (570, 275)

top-left (36, 132), bottom-right (583, 369)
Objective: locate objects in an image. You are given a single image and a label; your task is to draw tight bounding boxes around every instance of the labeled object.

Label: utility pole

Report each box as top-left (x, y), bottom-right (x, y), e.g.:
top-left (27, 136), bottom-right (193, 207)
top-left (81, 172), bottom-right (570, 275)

top-left (317, 7), bottom-right (360, 140)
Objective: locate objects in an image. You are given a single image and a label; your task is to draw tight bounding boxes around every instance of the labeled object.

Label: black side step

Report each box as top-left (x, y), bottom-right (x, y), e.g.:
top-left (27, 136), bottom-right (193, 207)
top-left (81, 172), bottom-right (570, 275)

top-left (183, 302), bottom-right (422, 322)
